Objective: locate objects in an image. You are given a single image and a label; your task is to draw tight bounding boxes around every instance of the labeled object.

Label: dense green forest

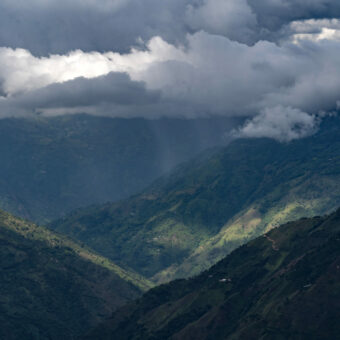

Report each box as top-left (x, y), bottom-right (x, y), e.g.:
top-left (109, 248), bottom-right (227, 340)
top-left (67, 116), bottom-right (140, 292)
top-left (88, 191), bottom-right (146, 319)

top-left (1, 116), bottom-right (339, 338)
top-left (0, 209), bottom-right (151, 339)
top-left (50, 116), bottom-right (340, 282)
top-left (84, 208), bottom-right (340, 340)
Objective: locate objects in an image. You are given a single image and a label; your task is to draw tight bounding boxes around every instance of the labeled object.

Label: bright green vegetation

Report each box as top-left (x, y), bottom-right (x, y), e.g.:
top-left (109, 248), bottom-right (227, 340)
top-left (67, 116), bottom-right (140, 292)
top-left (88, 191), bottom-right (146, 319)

top-left (159, 174), bottom-right (340, 281)
top-left (50, 116), bottom-right (340, 282)
top-left (0, 114), bottom-right (232, 223)
top-left (84, 208), bottom-right (340, 340)
top-left (0, 209), bottom-right (152, 340)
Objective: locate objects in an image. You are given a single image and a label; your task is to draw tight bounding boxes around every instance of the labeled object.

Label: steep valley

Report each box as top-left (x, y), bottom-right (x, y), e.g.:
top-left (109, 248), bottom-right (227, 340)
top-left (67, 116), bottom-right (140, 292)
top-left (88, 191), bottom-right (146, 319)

top-left (83, 208), bottom-right (340, 339)
top-left (50, 116), bottom-right (340, 283)
top-left (0, 210), bottom-right (151, 339)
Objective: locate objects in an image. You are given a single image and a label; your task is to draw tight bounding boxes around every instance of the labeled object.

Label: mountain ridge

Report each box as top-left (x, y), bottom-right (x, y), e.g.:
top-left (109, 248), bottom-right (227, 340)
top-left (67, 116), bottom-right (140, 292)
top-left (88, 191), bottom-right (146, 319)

top-left (83, 207), bottom-right (340, 339)
top-left (0, 209), bottom-right (151, 339)
top-left (49, 116), bottom-right (340, 282)
top-left (0, 114), bottom-right (235, 223)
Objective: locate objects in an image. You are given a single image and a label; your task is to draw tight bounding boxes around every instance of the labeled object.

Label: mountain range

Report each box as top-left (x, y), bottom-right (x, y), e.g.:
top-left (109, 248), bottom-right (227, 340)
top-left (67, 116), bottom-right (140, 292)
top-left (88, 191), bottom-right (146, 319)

top-left (0, 114), bottom-right (339, 339)
top-left (83, 207), bottom-right (340, 339)
top-left (0, 115), bottom-right (235, 223)
top-left (2, 1), bottom-right (340, 339)
top-left (49, 116), bottom-right (340, 283)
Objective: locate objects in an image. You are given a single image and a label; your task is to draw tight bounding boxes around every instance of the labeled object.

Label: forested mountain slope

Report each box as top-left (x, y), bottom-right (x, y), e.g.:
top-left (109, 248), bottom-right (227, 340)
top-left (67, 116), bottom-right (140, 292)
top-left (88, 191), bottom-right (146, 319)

top-left (0, 210), bottom-right (151, 340)
top-left (0, 115), bottom-right (233, 223)
top-left (50, 116), bottom-right (340, 282)
top-left (84, 208), bottom-right (340, 340)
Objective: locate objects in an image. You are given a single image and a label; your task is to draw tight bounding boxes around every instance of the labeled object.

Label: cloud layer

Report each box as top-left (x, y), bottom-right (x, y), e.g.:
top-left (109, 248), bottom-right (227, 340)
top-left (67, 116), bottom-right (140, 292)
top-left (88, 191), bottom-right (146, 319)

top-left (1, 0), bottom-right (340, 140)
top-left (1, 0), bottom-right (340, 54)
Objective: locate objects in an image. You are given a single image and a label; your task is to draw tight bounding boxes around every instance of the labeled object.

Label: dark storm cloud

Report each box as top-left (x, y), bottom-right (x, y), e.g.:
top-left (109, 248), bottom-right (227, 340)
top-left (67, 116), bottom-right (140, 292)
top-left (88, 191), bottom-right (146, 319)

top-left (0, 0), bottom-right (189, 55)
top-left (2, 0), bottom-right (340, 55)
top-left (0, 72), bottom-right (163, 118)
top-left (249, 0), bottom-right (340, 27)
top-left (247, 0), bottom-right (340, 41)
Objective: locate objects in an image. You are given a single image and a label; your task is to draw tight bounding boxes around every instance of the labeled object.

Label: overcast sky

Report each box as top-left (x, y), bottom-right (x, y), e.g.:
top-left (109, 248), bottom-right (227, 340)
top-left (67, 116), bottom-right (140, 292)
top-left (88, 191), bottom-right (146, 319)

top-left (1, 0), bottom-right (340, 141)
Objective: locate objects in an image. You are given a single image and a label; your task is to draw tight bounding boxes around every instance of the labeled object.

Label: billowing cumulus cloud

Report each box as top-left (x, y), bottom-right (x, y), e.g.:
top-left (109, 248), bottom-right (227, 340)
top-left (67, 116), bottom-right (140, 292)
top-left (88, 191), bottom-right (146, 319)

top-left (0, 39), bottom-right (184, 96)
top-left (233, 106), bottom-right (318, 142)
top-left (2, 31), bottom-right (340, 114)
top-left (1, 0), bottom-right (340, 141)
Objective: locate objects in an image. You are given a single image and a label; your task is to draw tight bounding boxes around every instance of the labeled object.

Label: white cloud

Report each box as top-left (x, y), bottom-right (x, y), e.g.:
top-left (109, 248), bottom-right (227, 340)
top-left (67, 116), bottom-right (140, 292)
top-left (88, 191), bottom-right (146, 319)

top-left (233, 106), bottom-right (318, 142)
top-left (1, 30), bottom-right (340, 139)
top-left (0, 38), bottom-right (185, 96)
top-left (1, 0), bottom-right (340, 140)
top-left (289, 19), bottom-right (340, 43)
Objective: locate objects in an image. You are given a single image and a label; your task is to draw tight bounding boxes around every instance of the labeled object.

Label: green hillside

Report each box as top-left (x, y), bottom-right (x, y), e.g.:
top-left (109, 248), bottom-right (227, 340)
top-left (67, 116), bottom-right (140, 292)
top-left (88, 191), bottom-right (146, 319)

top-left (0, 115), bottom-right (233, 223)
top-left (0, 209), bottom-right (152, 340)
top-left (84, 208), bottom-right (340, 340)
top-left (50, 116), bottom-right (340, 282)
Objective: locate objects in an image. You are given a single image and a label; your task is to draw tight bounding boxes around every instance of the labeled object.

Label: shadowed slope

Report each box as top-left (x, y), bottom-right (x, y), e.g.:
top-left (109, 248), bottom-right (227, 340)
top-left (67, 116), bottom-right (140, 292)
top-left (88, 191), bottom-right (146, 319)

top-left (84, 208), bottom-right (340, 340)
top-left (50, 116), bottom-right (340, 281)
top-left (0, 210), bottom-right (152, 340)
top-left (0, 115), bottom-right (234, 223)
